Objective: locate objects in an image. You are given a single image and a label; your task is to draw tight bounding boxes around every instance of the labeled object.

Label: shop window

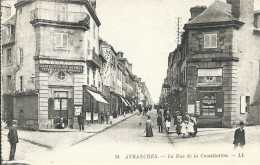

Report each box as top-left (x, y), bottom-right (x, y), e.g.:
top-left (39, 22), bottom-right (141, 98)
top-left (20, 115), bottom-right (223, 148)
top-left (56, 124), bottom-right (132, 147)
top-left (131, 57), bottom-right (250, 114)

top-left (7, 48), bottom-right (12, 64)
top-left (204, 34), bottom-right (217, 48)
top-left (54, 92), bottom-right (68, 111)
top-left (202, 93), bottom-right (216, 116)
top-left (54, 33), bottom-right (68, 49)
top-left (7, 75), bottom-right (12, 90)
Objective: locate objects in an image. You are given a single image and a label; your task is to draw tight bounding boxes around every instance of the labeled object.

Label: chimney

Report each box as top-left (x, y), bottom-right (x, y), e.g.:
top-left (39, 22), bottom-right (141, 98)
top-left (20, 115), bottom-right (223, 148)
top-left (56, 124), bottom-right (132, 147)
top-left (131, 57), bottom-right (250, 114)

top-left (190, 6), bottom-right (207, 20)
top-left (229, 0), bottom-right (254, 23)
top-left (117, 51), bottom-right (124, 58)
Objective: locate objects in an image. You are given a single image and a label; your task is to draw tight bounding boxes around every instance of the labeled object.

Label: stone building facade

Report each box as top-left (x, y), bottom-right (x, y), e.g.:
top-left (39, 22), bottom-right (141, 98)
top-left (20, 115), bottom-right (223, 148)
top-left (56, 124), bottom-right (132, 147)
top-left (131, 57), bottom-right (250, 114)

top-left (160, 0), bottom-right (260, 127)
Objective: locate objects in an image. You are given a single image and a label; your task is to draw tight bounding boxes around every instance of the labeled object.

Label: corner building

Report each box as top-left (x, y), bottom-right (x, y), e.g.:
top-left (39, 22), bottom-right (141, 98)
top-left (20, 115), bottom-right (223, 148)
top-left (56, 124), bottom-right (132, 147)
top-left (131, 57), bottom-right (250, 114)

top-left (2, 0), bottom-right (101, 129)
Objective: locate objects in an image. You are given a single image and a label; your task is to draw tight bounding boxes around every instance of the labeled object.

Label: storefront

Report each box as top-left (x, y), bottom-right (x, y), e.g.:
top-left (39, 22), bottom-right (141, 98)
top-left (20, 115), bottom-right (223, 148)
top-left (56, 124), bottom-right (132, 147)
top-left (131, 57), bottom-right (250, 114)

top-left (83, 87), bottom-right (108, 124)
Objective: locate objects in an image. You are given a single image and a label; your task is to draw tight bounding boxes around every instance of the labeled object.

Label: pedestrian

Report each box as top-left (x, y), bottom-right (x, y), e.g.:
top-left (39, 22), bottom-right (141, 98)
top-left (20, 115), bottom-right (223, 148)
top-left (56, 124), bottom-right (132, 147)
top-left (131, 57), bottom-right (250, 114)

top-left (143, 107), bottom-right (145, 116)
top-left (78, 112), bottom-right (84, 131)
top-left (181, 120), bottom-right (188, 138)
top-left (138, 106), bottom-right (142, 115)
top-left (105, 111), bottom-right (109, 124)
top-left (8, 120), bottom-right (19, 161)
top-left (233, 121), bottom-right (245, 149)
top-left (113, 110), bottom-right (116, 119)
top-left (123, 110), bottom-right (126, 117)
top-left (145, 116), bottom-right (153, 137)
top-left (157, 114), bottom-right (163, 133)
top-left (176, 116), bottom-right (182, 136)
top-left (173, 111), bottom-right (180, 126)
top-left (101, 111), bottom-right (105, 124)
top-left (187, 119), bottom-right (195, 137)
top-left (190, 114), bottom-right (198, 136)
top-left (109, 114), bottom-right (113, 124)
top-left (165, 111), bottom-right (171, 132)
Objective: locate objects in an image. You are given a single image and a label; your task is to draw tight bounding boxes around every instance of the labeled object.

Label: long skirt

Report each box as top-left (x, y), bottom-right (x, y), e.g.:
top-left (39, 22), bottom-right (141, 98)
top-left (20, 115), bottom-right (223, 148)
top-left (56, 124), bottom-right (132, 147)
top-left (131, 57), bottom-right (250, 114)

top-left (166, 121), bottom-right (171, 128)
top-left (146, 126), bottom-right (153, 137)
top-left (176, 123), bottom-right (182, 135)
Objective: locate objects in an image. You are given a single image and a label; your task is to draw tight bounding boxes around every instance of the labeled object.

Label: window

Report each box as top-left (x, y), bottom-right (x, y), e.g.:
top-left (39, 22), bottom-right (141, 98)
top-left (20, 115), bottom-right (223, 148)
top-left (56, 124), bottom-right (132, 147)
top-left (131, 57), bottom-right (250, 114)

top-left (204, 34), bottom-right (217, 48)
top-left (57, 5), bottom-right (68, 21)
top-left (54, 91), bottom-right (68, 111)
top-left (87, 40), bottom-right (90, 55)
top-left (87, 67), bottom-right (90, 84)
top-left (8, 25), bottom-right (14, 36)
top-left (7, 75), bottom-right (12, 90)
top-left (20, 48), bottom-right (23, 64)
top-left (55, 33), bottom-right (68, 49)
top-left (240, 96), bottom-right (250, 114)
top-left (19, 76), bottom-right (23, 91)
top-left (93, 23), bottom-right (95, 39)
top-left (202, 93), bottom-right (216, 116)
top-left (7, 48), bottom-right (12, 64)
top-left (57, 72), bottom-right (66, 81)
top-left (93, 70), bottom-right (96, 86)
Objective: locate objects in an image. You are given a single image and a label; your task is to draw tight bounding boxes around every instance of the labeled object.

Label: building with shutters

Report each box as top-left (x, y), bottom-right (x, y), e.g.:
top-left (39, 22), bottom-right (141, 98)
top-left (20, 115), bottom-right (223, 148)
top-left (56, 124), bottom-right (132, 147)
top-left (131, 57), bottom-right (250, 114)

top-left (160, 0), bottom-right (260, 127)
top-left (1, 0), bottom-right (103, 129)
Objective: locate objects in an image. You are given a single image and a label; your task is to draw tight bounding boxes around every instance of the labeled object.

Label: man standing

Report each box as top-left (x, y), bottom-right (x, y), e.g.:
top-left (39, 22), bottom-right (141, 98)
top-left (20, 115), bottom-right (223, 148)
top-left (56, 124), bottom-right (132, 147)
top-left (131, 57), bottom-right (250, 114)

top-left (233, 121), bottom-right (245, 149)
top-left (157, 114), bottom-right (163, 133)
top-left (78, 113), bottom-right (84, 131)
top-left (8, 120), bottom-right (19, 161)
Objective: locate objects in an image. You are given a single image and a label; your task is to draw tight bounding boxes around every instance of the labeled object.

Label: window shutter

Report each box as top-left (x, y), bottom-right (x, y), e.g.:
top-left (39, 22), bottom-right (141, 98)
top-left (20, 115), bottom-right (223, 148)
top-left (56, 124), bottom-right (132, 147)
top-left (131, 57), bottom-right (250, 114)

top-left (63, 34), bottom-right (68, 48)
top-left (240, 96), bottom-right (246, 114)
top-left (68, 98), bottom-right (74, 118)
top-left (204, 35), bottom-right (210, 48)
top-left (55, 33), bottom-right (62, 47)
top-left (216, 92), bottom-right (224, 116)
top-left (211, 35), bottom-right (217, 48)
top-left (48, 98), bottom-right (54, 118)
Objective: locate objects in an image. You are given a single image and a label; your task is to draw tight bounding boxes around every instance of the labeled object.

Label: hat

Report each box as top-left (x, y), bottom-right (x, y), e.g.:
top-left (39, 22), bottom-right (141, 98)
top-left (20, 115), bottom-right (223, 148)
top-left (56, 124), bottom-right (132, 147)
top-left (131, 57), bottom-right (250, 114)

top-left (239, 121), bottom-right (245, 126)
top-left (11, 120), bottom-right (18, 124)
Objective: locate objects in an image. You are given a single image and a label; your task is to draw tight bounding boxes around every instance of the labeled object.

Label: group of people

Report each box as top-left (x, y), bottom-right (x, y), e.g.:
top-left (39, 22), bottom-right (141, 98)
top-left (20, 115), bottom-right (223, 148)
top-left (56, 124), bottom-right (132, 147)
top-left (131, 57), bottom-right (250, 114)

top-left (144, 109), bottom-right (198, 138)
top-left (138, 105), bottom-right (152, 116)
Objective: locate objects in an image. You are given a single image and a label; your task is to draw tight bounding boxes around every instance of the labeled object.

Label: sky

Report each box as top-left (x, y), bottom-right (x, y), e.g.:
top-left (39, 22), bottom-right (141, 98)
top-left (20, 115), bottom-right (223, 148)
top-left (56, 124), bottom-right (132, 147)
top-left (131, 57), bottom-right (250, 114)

top-left (3, 0), bottom-right (260, 103)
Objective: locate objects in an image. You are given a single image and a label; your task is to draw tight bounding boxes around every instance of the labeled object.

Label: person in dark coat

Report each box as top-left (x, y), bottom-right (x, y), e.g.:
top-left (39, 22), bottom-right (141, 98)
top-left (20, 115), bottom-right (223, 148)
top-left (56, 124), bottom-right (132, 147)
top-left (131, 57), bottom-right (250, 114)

top-left (233, 121), bottom-right (245, 149)
top-left (157, 114), bottom-right (163, 133)
top-left (8, 120), bottom-right (19, 161)
top-left (100, 111), bottom-right (105, 124)
top-left (105, 111), bottom-right (110, 124)
top-left (78, 113), bottom-right (84, 131)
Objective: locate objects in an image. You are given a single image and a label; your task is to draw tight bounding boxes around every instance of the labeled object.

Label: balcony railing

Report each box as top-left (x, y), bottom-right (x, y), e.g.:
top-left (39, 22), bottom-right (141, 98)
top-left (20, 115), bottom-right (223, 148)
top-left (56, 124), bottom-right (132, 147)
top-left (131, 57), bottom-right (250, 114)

top-left (30, 8), bottom-right (90, 30)
top-left (87, 50), bottom-right (102, 69)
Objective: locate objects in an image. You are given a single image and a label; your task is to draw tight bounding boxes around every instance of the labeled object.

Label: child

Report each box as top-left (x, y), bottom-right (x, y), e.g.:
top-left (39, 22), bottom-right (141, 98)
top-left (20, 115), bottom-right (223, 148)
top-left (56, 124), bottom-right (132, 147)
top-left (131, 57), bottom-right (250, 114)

top-left (109, 114), bottom-right (113, 124)
top-left (187, 119), bottom-right (195, 137)
top-left (181, 121), bottom-right (188, 138)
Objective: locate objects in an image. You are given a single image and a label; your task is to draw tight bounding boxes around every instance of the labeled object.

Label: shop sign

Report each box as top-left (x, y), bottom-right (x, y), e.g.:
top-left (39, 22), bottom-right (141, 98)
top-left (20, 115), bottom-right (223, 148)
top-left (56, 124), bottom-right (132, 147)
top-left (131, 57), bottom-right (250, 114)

top-left (74, 105), bottom-right (82, 116)
top-left (188, 104), bottom-right (195, 114)
top-left (86, 112), bottom-right (91, 121)
top-left (196, 101), bottom-right (200, 115)
top-left (39, 64), bottom-right (83, 73)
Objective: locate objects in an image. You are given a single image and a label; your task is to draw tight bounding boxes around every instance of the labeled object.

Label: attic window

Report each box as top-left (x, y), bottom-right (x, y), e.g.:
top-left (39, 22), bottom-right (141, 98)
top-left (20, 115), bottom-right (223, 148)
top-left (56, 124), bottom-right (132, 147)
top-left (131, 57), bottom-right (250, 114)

top-left (204, 34), bottom-right (217, 48)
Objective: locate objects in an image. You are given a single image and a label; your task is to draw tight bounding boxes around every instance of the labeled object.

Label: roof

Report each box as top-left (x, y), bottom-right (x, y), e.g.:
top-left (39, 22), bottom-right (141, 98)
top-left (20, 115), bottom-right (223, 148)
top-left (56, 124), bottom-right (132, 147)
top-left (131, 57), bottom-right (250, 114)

top-left (186, 0), bottom-right (238, 26)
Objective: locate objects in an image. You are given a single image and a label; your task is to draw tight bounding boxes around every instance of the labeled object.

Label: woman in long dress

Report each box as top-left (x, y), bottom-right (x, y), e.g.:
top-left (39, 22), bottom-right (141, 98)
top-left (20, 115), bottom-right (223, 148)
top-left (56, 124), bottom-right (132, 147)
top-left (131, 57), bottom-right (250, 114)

top-left (181, 121), bottom-right (188, 138)
top-left (145, 116), bottom-right (153, 137)
top-left (187, 119), bottom-right (195, 137)
top-left (165, 111), bottom-right (171, 131)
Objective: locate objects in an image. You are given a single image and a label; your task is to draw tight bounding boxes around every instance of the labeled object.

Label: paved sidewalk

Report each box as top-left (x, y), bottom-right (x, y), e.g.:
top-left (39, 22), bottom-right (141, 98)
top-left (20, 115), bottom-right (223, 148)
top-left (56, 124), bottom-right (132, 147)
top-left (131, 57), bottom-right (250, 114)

top-left (2, 111), bottom-right (138, 149)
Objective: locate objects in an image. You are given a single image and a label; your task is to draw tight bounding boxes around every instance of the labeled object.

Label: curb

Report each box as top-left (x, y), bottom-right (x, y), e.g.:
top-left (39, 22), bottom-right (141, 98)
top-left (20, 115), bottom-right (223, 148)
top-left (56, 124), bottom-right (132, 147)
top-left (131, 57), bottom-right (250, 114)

top-left (71, 112), bottom-right (138, 146)
top-left (2, 133), bottom-right (53, 150)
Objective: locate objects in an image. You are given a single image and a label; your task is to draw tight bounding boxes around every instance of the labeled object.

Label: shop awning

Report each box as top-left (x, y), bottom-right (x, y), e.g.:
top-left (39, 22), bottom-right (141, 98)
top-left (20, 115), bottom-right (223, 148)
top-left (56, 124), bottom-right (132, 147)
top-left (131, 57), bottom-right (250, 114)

top-left (125, 100), bottom-right (132, 107)
top-left (87, 90), bottom-right (108, 104)
top-left (121, 97), bottom-right (129, 106)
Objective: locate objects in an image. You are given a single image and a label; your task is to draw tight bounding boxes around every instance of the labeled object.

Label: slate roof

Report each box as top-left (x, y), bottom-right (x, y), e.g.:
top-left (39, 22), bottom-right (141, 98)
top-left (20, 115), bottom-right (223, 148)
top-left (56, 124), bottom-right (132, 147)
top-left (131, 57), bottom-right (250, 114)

top-left (185, 0), bottom-right (238, 26)
top-left (2, 14), bottom-right (16, 26)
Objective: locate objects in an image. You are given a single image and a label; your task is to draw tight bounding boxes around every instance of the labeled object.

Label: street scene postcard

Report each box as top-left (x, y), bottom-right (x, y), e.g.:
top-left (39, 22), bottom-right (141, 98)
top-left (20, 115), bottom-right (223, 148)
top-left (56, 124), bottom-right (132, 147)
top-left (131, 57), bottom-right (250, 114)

top-left (1, 0), bottom-right (260, 165)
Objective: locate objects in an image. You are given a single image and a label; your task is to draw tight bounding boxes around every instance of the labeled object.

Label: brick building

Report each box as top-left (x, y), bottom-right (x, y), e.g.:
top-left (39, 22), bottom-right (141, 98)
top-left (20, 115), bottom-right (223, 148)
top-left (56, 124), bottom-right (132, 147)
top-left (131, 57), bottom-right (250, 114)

top-left (160, 0), bottom-right (260, 127)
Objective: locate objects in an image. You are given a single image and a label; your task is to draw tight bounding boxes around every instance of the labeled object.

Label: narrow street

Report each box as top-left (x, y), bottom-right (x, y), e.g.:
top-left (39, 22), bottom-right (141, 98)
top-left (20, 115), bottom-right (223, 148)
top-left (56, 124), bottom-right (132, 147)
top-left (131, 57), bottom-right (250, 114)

top-left (17, 109), bottom-right (260, 165)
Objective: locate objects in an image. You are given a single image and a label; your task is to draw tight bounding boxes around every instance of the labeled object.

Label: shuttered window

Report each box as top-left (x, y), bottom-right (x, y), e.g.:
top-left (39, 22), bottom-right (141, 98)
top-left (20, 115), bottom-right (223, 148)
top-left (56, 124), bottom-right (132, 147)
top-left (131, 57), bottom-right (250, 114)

top-left (55, 33), bottom-right (68, 49)
top-left (204, 34), bottom-right (217, 48)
